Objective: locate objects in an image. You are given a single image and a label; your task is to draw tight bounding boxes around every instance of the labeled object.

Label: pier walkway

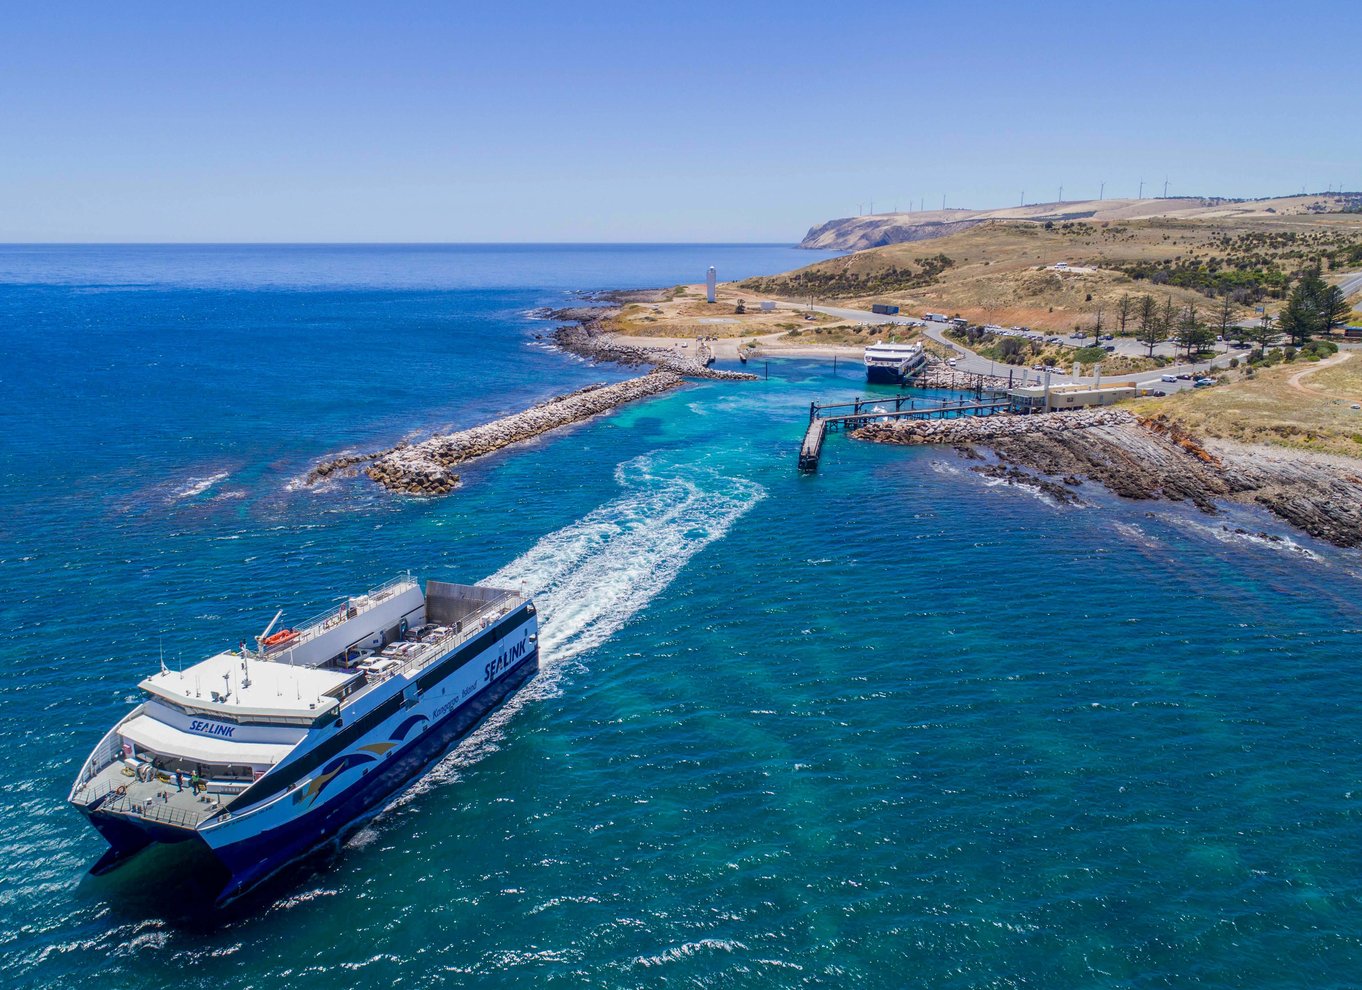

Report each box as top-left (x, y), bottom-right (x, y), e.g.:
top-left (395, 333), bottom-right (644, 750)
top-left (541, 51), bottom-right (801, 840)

top-left (798, 390), bottom-right (1013, 473)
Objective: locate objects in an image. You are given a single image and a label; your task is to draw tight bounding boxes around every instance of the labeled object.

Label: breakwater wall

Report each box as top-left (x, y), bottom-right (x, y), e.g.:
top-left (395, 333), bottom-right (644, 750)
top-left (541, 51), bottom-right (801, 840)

top-left (853, 409), bottom-right (1362, 547)
top-left (307, 372), bottom-right (685, 496)
top-left (915, 364), bottom-right (1017, 391)
top-left (551, 324), bottom-right (759, 382)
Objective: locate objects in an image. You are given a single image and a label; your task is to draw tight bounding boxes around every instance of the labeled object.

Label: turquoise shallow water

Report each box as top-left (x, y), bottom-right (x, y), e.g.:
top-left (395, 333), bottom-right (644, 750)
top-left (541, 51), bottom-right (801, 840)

top-left (1, 246), bottom-right (1360, 987)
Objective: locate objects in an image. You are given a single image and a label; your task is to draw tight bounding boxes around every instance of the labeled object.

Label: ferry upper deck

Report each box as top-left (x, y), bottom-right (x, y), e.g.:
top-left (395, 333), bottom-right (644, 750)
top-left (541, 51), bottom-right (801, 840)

top-left (69, 577), bottom-right (530, 833)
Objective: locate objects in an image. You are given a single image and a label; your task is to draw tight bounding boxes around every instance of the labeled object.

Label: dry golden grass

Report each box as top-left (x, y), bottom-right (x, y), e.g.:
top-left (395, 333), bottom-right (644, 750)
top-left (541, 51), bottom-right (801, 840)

top-left (606, 285), bottom-right (846, 339)
top-left (746, 213), bottom-right (1362, 333)
top-left (1127, 353), bottom-right (1362, 458)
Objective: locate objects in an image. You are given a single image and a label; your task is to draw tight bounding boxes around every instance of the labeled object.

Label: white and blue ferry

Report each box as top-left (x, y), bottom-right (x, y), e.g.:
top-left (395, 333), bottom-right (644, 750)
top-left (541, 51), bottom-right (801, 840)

top-left (864, 341), bottom-right (927, 383)
top-left (68, 575), bottom-right (537, 903)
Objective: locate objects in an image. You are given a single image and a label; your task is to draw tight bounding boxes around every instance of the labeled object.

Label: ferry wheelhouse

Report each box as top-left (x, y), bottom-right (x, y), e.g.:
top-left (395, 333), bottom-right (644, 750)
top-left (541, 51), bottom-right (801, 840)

top-left (68, 575), bottom-right (538, 903)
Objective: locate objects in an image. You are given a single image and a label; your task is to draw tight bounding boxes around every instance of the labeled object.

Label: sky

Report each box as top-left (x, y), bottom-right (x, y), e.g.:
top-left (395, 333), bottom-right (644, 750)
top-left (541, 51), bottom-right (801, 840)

top-left (1, 0), bottom-right (1357, 242)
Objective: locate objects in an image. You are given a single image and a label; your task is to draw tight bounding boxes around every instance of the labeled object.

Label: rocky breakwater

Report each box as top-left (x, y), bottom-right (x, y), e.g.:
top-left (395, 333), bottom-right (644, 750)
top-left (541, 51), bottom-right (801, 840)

top-left (551, 322), bottom-right (759, 382)
top-left (306, 372), bottom-right (685, 496)
top-left (852, 409), bottom-right (1362, 547)
top-left (915, 364), bottom-right (1018, 391)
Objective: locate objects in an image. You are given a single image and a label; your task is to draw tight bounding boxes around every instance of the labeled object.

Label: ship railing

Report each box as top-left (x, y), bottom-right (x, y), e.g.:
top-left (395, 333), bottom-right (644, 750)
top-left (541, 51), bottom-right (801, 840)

top-left (68, 719), bottom-right (135, 801)
top-left (253, 574), bottom-right (420, 657)
top-left (346, 591), bottom-right (525, 698)
top-left (74, 778), bottom-right (220, 830)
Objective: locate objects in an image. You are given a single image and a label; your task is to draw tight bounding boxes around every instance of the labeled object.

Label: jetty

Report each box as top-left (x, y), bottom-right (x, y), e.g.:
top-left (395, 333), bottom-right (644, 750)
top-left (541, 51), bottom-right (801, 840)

top-left (307, 372), bottom-right (685, 496)
top-left (798, 390), bottom-right (1012, 473)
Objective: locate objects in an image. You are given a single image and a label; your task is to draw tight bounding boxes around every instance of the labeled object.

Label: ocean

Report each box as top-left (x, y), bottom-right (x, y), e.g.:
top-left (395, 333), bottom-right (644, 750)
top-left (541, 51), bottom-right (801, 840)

top-left (1, 244), bottom-right (1359, 988)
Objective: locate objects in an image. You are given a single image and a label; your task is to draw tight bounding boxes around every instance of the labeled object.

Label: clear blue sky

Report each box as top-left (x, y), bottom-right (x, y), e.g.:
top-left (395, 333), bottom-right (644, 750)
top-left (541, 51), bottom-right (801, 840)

top-left (2, 1), bottom-right (1356, 242)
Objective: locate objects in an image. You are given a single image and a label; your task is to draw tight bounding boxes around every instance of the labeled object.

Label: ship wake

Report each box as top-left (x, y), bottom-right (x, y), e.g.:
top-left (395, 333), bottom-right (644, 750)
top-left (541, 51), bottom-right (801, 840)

top-left (386, 452), bottom-right (764, 804)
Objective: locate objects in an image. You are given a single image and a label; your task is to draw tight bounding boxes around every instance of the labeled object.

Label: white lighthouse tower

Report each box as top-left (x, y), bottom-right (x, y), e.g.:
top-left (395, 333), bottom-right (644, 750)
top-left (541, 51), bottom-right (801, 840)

top-left (705, 266), bottom-right (717, 304)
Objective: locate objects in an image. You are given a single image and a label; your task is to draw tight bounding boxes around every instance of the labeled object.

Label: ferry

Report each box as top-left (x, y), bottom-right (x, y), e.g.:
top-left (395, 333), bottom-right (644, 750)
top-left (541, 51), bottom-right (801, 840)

top-left (68, 575), bottom-right (537, 904)
top-left (863, 341), bottom-right (927, 384)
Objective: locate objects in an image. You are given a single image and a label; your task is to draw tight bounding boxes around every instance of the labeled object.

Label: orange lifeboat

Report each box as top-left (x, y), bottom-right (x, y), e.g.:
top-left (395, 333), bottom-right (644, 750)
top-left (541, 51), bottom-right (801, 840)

top-left (262, 628), bottom-right (298, 648)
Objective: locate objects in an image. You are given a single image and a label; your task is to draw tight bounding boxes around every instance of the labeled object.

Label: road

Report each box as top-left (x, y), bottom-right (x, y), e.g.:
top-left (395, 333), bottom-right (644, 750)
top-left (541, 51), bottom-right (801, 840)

top-left (1336, 270), bottom-right (1362, 301)
top-left (775, 301), bottom-right (1213, 391)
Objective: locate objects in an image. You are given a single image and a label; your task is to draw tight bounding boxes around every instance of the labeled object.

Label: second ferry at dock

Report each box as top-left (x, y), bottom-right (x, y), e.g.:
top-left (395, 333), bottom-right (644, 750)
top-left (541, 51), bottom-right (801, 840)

top-left (68, 575), bottom-right (537, 904)
top-left (863, 341), bottom-right (927, 384)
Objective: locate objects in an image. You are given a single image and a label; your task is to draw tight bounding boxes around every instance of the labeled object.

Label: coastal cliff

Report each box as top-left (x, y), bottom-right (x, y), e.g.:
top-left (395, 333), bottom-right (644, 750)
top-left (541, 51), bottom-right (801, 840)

top-left (797, 194), bottom-right (1355, 251)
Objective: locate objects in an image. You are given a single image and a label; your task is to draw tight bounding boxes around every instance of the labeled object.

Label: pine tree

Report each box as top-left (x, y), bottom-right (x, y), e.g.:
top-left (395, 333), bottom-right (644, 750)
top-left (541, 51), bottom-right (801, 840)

top-left (1277, 286), bottom-right (1316, 345)
top-left (1137, 294), bottom-right (1164, 357)
top-left (1176, 302), bottom-right (1203, 358)
top-left (1245, 313), bottom-right (1281, 359)
top-left (1320, 282), bottom-right (1350, 336)
top-left (1216, 295), bottom-right (1236, 343)
top-left (1116, 295), bottom-right (1133, 335)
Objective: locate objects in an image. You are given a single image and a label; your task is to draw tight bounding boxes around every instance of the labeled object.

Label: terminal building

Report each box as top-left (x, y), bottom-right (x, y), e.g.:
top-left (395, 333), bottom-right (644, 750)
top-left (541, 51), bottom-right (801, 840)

top-left (1008, 381), bottom-right (1136, 413)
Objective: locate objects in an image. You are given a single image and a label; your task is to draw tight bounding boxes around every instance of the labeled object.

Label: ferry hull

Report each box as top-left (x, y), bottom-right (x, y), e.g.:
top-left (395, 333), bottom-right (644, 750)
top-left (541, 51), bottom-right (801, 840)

top-left (208, 649), bottom-right (538, 903)
top-left (866, 365), bottom-right (908, 384)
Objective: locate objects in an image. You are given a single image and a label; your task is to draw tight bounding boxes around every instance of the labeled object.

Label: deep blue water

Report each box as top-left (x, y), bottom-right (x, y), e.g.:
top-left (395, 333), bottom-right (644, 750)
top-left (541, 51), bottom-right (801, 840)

top-left (1, 245), bottom-right (1360, 988)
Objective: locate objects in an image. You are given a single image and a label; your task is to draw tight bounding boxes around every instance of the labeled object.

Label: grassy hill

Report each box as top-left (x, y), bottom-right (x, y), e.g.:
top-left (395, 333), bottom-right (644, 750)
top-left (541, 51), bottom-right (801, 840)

top-left (743, 208), bottom-right (1362, 333)
top-left (799, 193), bottom-right (1362, 250)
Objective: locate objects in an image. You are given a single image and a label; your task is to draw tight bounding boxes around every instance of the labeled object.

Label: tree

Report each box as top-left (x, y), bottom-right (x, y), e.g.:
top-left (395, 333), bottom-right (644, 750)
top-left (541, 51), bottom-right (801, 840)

top-left (1175, 302), bottom-right (1204, 358)
top-left (1161, 295), bottom-right (1179, 355)
top-left (1090, 305), bottom-right (1105, 346)
top-left (1320, 282), bottom-right (1351, 336)
top-left (1216, 295), bottom-right (1236, 343)
top-left (1116, 294), bottom-right (1134, 335)
top-left (1137, 293), bottom-right (1165, 357)
top-left (1277, 265), bottom-right (1350, 343)
top-left (1277, 284), bottom-right (1316, 345)
top-left (1245, 313), bottom-right (1281, 359)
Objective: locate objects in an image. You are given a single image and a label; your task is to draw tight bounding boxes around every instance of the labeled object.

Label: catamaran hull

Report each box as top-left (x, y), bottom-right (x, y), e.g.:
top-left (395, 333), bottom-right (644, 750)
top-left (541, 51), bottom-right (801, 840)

top-left (80, 645), bottom-right (538, 902)
top-left (205, 650), bottom-right (538, 902)
top-left (866, 364), bottom-right (909, 384)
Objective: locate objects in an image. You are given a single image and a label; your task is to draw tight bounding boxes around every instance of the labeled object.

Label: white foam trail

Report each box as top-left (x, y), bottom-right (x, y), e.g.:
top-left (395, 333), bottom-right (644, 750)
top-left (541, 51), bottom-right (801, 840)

top-left (392, 453), bottom-right (764, 801)
top-left (172, 470), bottom-right (230, 500)
top-left (486, 455), bottom-right (764, 667)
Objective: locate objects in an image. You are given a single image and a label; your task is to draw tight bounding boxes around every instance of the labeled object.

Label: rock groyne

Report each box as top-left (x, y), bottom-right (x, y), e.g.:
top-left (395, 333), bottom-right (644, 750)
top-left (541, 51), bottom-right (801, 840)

top-left (853, 409), bottom-right (1362, 547)
top-left (551, 320), bottom-right (759, 382)
top-left (307, 372), bottom-right (685, 496)
top-left (914, 364), bottom-right (1017, 391)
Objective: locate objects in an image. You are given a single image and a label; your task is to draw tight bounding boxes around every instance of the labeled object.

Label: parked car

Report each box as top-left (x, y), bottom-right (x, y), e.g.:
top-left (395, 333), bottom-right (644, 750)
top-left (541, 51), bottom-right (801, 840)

top-left (1101, 334), bottom-right (1114, 341)
top-left (1161, 374), bottom-right (1178, 383)
top-left (1194, 377), bottom-right (1216, 387)
top-left (1103, 345), bottom-right (1116, 352)
top-left (1149, 389), bottom-right (1168, 396)
top-left (1232, 342), bottom-right (1252, 349)
top-left (1176, 373), bottom-right (1193, 380)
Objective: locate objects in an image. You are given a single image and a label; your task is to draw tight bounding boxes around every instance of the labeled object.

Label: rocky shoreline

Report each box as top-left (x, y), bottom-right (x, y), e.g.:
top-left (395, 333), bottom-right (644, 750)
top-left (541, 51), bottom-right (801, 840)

top-left (306, 373), bottom-right (685, 496)
top-left (548, 303), bottom-right (760, 382)
top-left (853, 409), bottom-right (1362, 547)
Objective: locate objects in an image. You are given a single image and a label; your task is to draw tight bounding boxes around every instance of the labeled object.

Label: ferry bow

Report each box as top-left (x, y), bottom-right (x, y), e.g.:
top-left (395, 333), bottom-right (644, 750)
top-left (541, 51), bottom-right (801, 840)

top-left (69, 576), bottom-right (538, 903)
